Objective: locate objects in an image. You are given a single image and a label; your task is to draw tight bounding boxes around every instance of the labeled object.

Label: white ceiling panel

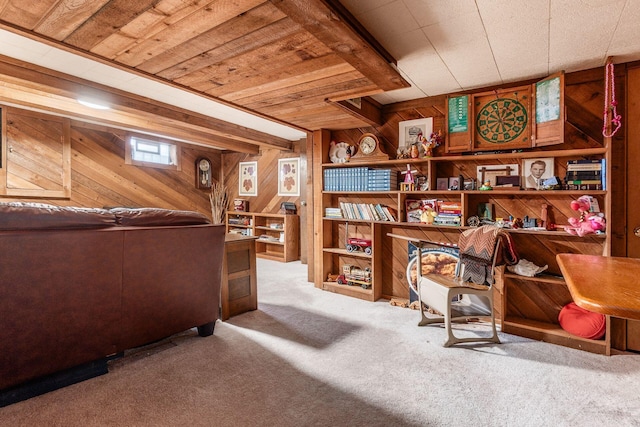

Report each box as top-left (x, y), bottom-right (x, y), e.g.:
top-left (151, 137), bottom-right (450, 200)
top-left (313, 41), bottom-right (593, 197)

top-left (609, 0), bottom-right (640, 62)
top-left (477, 0), bottom-right (550, 82)
top-left (341, 0), bottom-right (640, 104)
top-left (549, 0), bottom-right (625, 70)
top-left (403, 0), bottom-right (479, 27)
top-left (351, 0), bottom-right (419, 40)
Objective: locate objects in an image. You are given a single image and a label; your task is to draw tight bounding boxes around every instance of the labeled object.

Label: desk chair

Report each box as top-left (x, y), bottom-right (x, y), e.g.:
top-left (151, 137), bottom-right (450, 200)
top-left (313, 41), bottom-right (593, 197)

top-left (417, 225), bottom-right (517, 347)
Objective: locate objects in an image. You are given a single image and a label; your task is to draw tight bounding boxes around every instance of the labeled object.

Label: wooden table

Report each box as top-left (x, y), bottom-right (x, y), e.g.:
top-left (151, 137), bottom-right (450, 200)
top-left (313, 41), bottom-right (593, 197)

top-left (221, 234), bottom-right (258, 321)
top-left (557, 253), bottom-right (640, 320)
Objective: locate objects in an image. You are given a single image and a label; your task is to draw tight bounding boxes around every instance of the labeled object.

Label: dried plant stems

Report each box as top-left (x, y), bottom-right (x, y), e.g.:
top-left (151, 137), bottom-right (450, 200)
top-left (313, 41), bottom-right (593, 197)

top-left (209, 182), bottom-right (229, 224)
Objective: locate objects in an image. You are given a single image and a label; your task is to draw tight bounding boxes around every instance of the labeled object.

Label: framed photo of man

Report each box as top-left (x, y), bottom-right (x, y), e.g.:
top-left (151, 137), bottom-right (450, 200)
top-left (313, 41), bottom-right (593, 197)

top-left (523, 158), bottom-right (554, 189)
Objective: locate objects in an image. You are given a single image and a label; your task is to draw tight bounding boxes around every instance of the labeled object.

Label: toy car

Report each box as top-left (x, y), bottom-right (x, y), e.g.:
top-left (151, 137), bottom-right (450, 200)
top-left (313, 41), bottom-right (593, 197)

top-left (346, 237), bottom-right (372, 255)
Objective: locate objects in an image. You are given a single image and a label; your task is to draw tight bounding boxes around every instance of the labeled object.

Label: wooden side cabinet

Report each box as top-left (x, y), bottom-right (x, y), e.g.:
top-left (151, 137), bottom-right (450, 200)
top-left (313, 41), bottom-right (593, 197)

top-left (220, 234), bottom-right (258, 321)
top-left (226, 211), bottom-right (299, 262)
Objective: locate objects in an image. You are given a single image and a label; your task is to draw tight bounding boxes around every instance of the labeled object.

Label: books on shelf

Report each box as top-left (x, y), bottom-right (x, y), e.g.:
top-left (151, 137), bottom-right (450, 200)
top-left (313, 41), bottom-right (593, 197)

top-left (565, 158), bottom-right (606, 190)
top-left (335, 202), bottom-right (397, 221)
top-left (325, 207), bottom-right (343, 218)
top-left (324, 167), bottom-right (397, 191)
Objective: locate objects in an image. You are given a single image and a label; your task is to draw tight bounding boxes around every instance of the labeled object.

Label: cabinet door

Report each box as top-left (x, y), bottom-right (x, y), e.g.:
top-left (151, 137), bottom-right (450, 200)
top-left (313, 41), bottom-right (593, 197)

top-left (531, 72), bottom-right (565, 147)
top-left (1, 107), bottom-right (70, 198)
top-left (445, 95), bottom-right (472, 153)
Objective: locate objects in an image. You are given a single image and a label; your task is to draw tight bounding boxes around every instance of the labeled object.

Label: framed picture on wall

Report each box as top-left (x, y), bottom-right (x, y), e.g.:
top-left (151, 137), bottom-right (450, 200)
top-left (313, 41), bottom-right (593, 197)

top-left (398, 117), bottom-right (433, 153)
top-left (238, 161), bottom-right (257, 196)
top-left (278, 157), bottom-right (300, 196)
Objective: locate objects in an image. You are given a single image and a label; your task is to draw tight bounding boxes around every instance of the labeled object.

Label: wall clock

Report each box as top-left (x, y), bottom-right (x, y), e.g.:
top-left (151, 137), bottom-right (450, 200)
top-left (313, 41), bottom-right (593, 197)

top-left (196, 157), bottom-right (212, 189)
top-left (349, 133), bottom-right (389, 162)
top-left (473, 86), bottom-right (532, 151)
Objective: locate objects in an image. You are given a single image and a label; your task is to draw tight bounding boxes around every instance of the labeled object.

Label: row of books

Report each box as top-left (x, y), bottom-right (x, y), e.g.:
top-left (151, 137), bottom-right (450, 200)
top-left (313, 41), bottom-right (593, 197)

top-left (327, 202), bottom-right (398, 222)
top-left (323, 167), bottom-right (397, 192)
top-left (565, 159), bottom-right (606, 190)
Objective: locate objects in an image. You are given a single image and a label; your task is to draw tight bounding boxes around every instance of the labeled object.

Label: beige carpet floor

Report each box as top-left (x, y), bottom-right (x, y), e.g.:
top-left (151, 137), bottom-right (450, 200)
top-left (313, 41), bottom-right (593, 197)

top-left (1, 259), bottom-right (640, 426)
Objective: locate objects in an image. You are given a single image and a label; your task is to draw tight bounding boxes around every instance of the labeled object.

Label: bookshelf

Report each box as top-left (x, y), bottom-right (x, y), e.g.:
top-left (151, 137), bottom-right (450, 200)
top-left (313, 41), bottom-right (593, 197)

top-left (315, 139), bottom-right (610, 353)
top-left (226, 212), bottom-right (299, 262)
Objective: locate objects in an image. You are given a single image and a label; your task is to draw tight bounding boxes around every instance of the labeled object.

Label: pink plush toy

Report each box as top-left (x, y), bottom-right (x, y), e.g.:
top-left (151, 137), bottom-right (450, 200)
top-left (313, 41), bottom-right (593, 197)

top-left (564, 195), bottom-right (606, 237)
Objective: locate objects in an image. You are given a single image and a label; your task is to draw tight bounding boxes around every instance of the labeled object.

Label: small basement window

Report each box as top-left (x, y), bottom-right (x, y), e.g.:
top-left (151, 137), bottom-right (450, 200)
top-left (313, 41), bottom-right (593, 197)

top-left (125, 133), bottom-right (181, 170)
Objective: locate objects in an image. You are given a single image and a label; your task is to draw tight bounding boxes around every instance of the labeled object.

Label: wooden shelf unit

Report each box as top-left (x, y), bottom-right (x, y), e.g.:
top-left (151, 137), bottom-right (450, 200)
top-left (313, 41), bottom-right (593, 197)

top-left (315, 134), bottom-right (611, 353)
top-left (226, 211), bottom-right (299, 262)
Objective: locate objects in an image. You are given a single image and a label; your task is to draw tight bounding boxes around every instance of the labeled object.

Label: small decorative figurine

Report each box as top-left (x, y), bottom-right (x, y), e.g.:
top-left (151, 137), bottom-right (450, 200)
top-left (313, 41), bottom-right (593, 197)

top-left (410, 144), bottom-right (419, 159)
top-left (479, 180), bottom-right (492, 191)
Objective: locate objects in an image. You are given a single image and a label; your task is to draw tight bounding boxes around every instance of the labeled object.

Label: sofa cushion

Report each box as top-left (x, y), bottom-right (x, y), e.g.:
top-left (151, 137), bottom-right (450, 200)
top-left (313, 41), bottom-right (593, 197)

top-left (558, 302), bottom-right (606, 340)
top-left (0, 202), bottom-right (116, 230)
top-left (110, 207), bottom-right (211, 226)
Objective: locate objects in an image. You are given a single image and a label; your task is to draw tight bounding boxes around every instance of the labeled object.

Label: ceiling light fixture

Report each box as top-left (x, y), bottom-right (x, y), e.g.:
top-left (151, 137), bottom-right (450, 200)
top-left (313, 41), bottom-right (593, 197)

top-left (77, 99), bottom-right (110, 110)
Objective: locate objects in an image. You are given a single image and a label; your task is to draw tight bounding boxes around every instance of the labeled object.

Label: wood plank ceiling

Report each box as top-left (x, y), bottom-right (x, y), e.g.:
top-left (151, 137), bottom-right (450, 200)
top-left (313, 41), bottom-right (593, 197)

top-left (0, 0), bottom-right (409, 142)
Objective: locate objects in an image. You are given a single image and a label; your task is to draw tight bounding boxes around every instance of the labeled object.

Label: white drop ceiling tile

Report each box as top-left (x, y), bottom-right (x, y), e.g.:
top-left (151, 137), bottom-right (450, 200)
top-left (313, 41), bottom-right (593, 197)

top-left (440, 40), bottom-right (500, 90)
top-left (377, 28), bottom-right (432, 59)
top-left (354, 0), bottom-right (419, 40)
top-left (478, 0), bottom-right (549, 79)
top-left (398, 52), bottom-right (461, 96)
top-left (403, 0), bottom-right (478, 27)
top-left (549, 0), bottom-right (626, 66)
top-left (609, 0), bottom-right (640, 60)
top-left (421, 11), bottom-right (486, 48)
top-left (340, 0), bottom-right (396, 15)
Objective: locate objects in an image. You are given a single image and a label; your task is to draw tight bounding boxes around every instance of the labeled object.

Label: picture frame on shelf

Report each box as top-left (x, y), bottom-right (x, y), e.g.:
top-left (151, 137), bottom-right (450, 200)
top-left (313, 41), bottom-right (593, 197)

top-left (238, 161), bottom-right (257, 196)
top-left (436, 177), bottom-right (449, 190)
top-left (405, 199), bottom-right (422, 223)
top-left (398, 117), bottom-right (433, 153)
top-left (278, 157), bottom-right (300, 196)
top-left (448, 177), bottom-right (460, 190)
top-left (476, 164), bottom-right (519, 187)
top-left (522, 158), bottom-right (554, 189)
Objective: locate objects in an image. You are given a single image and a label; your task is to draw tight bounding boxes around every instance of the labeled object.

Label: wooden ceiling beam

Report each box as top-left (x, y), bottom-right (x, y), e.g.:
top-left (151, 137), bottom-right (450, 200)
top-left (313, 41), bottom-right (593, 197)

top-left (0, 55), bottom-right (293, 152)
top-left (269, 0), bottom-right (410, 92)
top-left (326, 96), bottom-right (383, 127)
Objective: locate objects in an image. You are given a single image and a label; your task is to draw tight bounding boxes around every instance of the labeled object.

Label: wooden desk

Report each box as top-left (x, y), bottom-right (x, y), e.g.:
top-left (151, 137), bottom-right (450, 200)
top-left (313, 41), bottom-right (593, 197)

top-left (557, 253), bottom-right (640, 320)
top-left (221, 234), bottom-right (258, 321)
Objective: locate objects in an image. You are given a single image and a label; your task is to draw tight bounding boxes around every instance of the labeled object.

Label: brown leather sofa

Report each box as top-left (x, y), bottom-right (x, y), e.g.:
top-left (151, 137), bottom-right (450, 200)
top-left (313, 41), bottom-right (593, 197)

top-left (0, 203), bottom-right (225, 392)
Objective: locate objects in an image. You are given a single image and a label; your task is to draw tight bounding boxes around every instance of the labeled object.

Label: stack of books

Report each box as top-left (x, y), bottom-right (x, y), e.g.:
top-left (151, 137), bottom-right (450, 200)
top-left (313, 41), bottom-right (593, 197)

top-left (367, 169), bottom-right (398, 191)
top-left (325, 207), bottom-right (343, 218)
top-left (434, 201), bottom-right (462, 226)
top-left (565, 159), bottom-right (605, 190)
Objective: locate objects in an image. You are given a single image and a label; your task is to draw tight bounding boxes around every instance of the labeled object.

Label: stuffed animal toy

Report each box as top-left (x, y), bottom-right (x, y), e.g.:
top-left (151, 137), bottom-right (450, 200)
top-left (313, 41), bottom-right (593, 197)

top-left (564, 195), bottom-right (606, 236)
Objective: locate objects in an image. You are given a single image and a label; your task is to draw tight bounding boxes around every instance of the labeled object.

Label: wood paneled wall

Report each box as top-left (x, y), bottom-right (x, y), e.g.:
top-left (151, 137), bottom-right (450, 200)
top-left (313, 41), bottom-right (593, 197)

top-left (2, 114), bottom-right (221, 217)
top-left (222, 147), bottom-right (302, 214)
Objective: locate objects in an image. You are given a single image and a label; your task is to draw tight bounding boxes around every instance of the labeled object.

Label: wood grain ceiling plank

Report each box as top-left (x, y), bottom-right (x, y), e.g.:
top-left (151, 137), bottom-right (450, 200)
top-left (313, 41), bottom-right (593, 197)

top-left (64, 0), bottom-right (159, 50)
top-left (0, 0), bottom-right (59, 29)
top-left (34, 0), bottom-right (111, 40)
top-left (217, 57), bottom-right (353, 102)
top-left (90, 1), bottom-right (196, 57)
top-left (270, 0), bottom-right (409, 92)
top-left (154, 17), bottom-right (299, 79)
top-left (174, 31), bottom-right (321, 92)
top-left (235, 73), bottom-right (374, 109)
top-left (114, 0), bottom-right (264, 67)
top-left (137, 2), bottom-right (286, 75)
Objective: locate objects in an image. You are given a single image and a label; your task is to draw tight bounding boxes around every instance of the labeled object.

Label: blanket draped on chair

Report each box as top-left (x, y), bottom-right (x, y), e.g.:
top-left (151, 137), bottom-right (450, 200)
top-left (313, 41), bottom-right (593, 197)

top-left (458, 225), bottom-right (518, 285)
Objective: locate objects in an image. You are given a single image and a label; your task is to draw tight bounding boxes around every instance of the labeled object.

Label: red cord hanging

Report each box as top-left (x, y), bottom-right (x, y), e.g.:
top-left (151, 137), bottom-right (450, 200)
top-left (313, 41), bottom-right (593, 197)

top-left (603, 62), bottom-right (622, 138)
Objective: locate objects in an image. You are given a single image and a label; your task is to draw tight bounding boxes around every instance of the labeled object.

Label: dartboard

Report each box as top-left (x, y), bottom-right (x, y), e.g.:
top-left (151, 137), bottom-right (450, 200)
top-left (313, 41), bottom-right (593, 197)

top-left (476, 98), bottom-right (528, 144)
